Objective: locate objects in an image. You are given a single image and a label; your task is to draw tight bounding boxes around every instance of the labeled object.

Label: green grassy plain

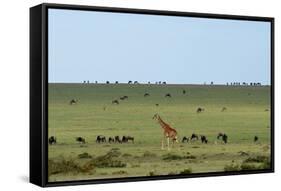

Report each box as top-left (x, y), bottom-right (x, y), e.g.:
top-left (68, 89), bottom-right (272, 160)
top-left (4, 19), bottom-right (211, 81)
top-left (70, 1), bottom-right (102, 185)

top-left (48, 83), bottom-right (271, 182)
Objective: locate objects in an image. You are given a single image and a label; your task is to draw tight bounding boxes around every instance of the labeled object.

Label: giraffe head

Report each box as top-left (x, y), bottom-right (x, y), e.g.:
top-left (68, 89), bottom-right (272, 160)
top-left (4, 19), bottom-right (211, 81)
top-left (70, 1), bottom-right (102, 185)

top-left (152, 113), bottom-right (159, 120)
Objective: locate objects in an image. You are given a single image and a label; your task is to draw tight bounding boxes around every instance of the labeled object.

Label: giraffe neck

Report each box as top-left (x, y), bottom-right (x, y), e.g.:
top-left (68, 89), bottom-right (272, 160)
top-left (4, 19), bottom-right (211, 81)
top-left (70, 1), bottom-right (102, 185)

top-left (157, 116), bottom-right (169, 130)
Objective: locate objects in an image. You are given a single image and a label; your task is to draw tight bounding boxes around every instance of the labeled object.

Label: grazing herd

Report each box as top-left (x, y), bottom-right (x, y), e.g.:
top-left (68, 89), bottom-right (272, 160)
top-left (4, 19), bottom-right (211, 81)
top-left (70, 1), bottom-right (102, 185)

top-left (49, 133), bottom-right (260, 146)
top-left (181, 133), bottom-right (227, 144)
top-left (49, 135), bottom-right (135, 145)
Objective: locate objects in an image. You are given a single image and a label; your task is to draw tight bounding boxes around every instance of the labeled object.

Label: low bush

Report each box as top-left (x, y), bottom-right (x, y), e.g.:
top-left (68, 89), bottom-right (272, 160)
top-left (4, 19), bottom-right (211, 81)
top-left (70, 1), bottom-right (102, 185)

top-left (112, 170), bottom-right (127, 175)
top-left (78, 152), bottom-right (92, 159)
top-left (86, 149), bottom-right (126, 168)
top-left (240, 163), bottom-right (259, 170)
top-left (243, 155), bottom-right (269, 163)
top-left (162, 153), bottom-right (184, 161)
top-left (224, 163), bottom-right (240, 171)
top-left (143, 151), bottom-right (157, 158)
top-left (179, 168), bottom-right (192, 174)
top-left (48, 158), bottom-right (94, 177)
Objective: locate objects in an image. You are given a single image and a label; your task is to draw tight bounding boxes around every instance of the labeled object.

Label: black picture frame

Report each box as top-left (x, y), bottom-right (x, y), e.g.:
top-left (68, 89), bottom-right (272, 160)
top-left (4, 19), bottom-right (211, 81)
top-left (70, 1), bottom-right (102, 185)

top-left (30, 3), bottom-right (275, 187)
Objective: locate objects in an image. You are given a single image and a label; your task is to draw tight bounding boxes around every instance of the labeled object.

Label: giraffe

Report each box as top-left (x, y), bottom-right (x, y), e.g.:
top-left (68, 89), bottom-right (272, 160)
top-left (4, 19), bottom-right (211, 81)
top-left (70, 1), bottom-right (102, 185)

top-left (153, 114), bottom-right (178, 150)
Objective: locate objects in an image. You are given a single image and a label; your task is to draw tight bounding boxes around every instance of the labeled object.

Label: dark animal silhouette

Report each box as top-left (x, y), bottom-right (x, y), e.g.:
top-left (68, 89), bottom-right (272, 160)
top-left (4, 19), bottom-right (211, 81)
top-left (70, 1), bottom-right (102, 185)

top-left (76, 137), bottom-right (86, 144)
top-left (96, 135), bottom-right (106, 143)
top-left (122, 136), bottom-right (134, 143)
top-left (182, 136), bottom-right (189, 143)
top-left (197, 107), bottom-right (204, 113)
top-left (200, 135), bottom-right (208, 144)
top-left (144, 93), bottom-right (150, 97)
top-left (183, 90), bottom-right (186, 94)
top-left (165, 93), bottom-right (172, 98)
top-left (217, 133), bottom-right (224, 140)
top-left (49, 136), bottom-right (56, 145)
top-left (112, 100), bottom-right (119, 104)
top-left (108, 137), bottom-right (115, 143)
top-left (190, 133), bottom-right (199, 141)
top-left (115, 136), bottom-right (122, 143)
top-left (69, 99), bottom-right (78, 105)
top-left (120, 96), bottom-right (128, 100)
top-left (254, 136), bottom-right (259, 142)
top-left (222, 134), bottom-right (228, 143)
top-left (221, 107), bottom-right (227, 112)
top-left (155, 103), bottom-right (159, 106)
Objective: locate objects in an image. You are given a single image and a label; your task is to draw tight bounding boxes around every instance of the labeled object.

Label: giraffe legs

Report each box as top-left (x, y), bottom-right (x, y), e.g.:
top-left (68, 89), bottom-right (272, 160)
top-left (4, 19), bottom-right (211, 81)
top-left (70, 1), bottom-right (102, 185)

top-left (167, 137), bottom-right (170, 151)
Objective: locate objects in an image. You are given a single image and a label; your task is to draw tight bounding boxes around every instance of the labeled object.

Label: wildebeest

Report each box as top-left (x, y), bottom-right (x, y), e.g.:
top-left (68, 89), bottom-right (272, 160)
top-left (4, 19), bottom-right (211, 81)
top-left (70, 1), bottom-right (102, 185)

top-left (222, 134), bottom-right (228, 143)
top-left (69, 99), bottom-right (78, 105)
top-left (221, 107), bottom-right (227, 112)
top-left (120, 96), bottom-right (128, 100)
top-left (254, 136), bottom-right (259, 142)
top-left (165, 93), bottom-right (172, 98)
top-left (196, 107), bottom-right (204, 113)
top-left (49, 136), bottom-right (56, 145)
top-left (217, 133), bottom-right (224, 140)
top-left (76, 137), bottom-right (86, 144)
top-left (190, 133), bottom-right (199, 141)
top-left (115, 136), bottom-right (122, 143)
top-left (182, 136), bottom-right (189, 143)
top-left (144, 93), bottom-right (150, 97)
top-left (96, 135), bottom-right (106, 143)
top-left (108, 137), bottom-right (115, 143)
top-left (122, 136), bottom-right (134, 143)
top-left (200, 135), bottom-right (208, 144)
top-left (112, 100), bottom-right (119, 104)
top-left (217, 133), bottom-right (228, 144)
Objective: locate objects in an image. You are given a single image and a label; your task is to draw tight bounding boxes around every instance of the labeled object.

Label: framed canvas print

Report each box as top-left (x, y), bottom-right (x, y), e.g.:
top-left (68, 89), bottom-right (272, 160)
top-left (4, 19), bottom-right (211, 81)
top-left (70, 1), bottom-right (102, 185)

top-left (30, 3), bottom-right (274, 187)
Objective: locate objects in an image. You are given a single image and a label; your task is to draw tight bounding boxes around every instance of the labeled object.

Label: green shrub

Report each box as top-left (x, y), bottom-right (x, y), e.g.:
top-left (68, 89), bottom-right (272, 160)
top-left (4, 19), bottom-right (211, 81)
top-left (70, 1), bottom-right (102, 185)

top-left (162, 153), bottom-right (184, 161)
top-left (179, 168), bottom-right (192, 174)
top-left (86, 149), bottom-right (126, 168)
top-left (224, 163), bottom-right (240, 171)
top-left (244, 156), bottom-right (269, 163)
top-left (48, 158), bottom-right (94, 178)
top-left (143, 151), bottom-right (157, 158)
top-left (78, 152), bottom-right (92, 159)
top-left (112, 170), bottom-right (127, 175)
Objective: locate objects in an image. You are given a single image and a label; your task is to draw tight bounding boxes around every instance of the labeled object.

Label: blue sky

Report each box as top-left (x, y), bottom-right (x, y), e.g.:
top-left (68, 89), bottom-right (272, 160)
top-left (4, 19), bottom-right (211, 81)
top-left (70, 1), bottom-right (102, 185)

top-left (48, 9), bottom-right (271, 85)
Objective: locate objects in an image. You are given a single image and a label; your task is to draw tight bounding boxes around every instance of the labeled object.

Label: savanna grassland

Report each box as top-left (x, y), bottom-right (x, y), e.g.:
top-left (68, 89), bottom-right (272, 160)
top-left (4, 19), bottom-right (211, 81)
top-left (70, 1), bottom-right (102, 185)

top-left (48, 83), bottom-right (271, 182)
